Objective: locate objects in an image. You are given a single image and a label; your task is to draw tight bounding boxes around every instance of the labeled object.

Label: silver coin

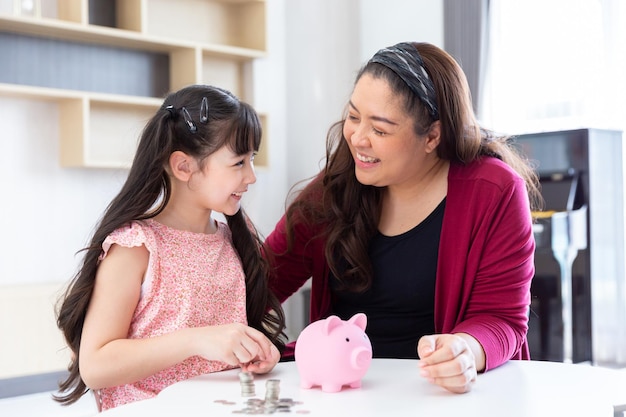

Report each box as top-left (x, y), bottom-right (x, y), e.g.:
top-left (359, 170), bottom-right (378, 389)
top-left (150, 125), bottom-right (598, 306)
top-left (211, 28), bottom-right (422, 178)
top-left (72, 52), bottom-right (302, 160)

top-left (238, 372), bottom-right (254, 382)
top-left (246, 398), bottom-right (263, 405)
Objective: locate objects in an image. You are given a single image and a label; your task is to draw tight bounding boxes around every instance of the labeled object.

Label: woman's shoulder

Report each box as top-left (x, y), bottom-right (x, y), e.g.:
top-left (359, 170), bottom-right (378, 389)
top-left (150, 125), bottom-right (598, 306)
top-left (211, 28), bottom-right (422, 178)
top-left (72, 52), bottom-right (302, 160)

top-left (449, 157), bottom-right (521, 186)
top-left (445, 158), bottom-right (531, 222)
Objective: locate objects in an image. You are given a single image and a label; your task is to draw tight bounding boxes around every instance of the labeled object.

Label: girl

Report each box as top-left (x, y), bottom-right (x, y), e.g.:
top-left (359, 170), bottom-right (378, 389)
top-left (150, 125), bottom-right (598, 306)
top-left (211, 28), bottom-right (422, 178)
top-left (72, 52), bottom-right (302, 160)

top-left (54, 85), bottom-right (286, 411)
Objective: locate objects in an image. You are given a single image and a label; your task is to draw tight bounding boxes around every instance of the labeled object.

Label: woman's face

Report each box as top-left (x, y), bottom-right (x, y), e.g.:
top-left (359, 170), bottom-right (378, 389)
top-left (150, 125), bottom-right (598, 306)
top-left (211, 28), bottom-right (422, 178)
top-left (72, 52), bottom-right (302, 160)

top-left (343, 74), bottom-right (433, 189)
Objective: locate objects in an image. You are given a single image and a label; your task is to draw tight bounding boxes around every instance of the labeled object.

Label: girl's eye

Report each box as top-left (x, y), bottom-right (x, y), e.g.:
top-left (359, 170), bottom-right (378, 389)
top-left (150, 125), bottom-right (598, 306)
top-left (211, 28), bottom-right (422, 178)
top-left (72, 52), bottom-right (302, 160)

top-left (235, 153), bottom-right (255, 167)
top-left (347, 114), bottom-right (359, 122)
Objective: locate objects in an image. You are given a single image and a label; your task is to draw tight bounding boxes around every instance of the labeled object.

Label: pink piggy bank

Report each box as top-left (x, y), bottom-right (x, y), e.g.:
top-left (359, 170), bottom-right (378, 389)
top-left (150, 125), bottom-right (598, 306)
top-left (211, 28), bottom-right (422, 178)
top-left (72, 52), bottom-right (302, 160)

top-left (294, 313), bottom-right (372, 393)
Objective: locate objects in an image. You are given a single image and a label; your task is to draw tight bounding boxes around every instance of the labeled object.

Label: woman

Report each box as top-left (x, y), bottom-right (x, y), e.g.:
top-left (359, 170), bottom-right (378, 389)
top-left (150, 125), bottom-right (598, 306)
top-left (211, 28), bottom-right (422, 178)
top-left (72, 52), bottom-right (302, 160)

top-left (265, 42), bottom-right (540, 394)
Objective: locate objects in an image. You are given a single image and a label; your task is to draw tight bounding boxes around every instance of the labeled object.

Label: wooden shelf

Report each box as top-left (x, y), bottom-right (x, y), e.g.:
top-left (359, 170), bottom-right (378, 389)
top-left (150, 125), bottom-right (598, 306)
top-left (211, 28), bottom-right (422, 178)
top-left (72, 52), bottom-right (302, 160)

top-left (256, 113), bottom-right (269, 167)
top-left (0, 14), bottom-right (266, 58)
top-left (0, 0), bottom-right (268, 168)
top-left (120, 0), bottom-right (266, 52)
top-left (0, 83), bottom-right (161, 168)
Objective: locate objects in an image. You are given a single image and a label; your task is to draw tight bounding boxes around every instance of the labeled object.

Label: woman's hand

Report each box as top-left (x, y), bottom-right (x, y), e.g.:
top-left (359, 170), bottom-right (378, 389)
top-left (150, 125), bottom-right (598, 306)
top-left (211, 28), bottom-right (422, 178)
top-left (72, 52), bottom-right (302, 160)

top-left (417, 333), bottom-right (484, 393)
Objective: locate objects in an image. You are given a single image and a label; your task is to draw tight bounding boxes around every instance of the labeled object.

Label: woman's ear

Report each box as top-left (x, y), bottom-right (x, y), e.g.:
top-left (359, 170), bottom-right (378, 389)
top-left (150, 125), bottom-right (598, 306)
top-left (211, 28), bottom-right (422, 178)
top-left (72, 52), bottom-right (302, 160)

top-left (168, 151), bottom-right (194, 181)
top-left (424, 121), bottom-right (442, 154)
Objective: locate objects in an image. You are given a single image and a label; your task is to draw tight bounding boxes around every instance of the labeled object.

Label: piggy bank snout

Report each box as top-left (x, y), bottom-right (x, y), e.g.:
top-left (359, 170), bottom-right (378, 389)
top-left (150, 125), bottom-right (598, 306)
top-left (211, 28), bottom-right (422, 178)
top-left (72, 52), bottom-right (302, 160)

top-left (351, 346), bottom-right (372, 369)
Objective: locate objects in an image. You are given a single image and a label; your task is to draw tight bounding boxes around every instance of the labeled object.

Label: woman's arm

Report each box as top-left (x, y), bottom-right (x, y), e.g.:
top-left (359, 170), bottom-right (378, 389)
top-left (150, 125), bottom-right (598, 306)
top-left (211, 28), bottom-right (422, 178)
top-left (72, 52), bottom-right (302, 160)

top-left (452, 176), bottom-right (535, 369)
top-left (265, 215), bottom-right (316, 302)
top-left (418, 169), bottom-right (534, 393)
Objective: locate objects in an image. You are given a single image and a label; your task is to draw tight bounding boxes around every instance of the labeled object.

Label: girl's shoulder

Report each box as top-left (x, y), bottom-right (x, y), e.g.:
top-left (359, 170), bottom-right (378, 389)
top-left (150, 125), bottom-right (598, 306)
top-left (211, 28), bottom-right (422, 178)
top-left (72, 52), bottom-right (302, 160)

top-left (101, 220), bottom-right (158, 260)
top-left (106, 220), bottom-right (155, 245)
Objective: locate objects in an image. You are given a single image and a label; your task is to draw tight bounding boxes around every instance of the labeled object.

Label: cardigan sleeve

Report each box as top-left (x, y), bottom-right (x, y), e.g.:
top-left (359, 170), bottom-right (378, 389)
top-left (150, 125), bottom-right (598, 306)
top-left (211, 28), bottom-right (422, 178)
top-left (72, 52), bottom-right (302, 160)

top-left (439, 162), bottom-right (535, 371)
top-left (265, 214), bottom-right (315, 303)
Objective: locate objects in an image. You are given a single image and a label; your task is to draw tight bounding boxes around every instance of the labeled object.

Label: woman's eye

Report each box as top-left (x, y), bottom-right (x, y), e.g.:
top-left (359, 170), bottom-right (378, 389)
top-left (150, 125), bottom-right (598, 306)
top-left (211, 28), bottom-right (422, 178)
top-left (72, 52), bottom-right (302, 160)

top-left (347, 114), bottom-right (359, 122)
top-left (373, 127), bottom-right (386, 136)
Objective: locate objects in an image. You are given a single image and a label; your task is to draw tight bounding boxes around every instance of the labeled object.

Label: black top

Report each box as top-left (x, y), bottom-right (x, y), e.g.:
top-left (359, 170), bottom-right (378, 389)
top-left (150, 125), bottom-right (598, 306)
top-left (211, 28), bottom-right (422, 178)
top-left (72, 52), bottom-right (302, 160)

top-left (330, 198), bottom-right (445, 358)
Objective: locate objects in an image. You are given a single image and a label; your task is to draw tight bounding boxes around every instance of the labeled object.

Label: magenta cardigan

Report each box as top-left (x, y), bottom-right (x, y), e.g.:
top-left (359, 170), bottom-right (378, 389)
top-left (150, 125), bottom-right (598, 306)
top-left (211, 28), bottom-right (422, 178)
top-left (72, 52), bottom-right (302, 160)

top-left (266, 157), bottom-right (535, 371)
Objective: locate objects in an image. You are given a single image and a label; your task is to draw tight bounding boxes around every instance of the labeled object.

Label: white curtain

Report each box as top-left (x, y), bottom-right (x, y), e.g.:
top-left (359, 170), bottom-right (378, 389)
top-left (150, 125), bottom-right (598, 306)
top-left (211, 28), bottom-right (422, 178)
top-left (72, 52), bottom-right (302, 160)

top-left (480, 0), bottom-right (625, 135)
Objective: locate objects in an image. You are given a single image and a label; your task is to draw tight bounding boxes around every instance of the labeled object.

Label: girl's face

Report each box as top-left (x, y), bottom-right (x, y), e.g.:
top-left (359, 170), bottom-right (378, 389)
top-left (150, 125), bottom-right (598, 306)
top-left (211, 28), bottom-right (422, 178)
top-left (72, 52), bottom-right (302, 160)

top-left (343, 74), bottom-right (434, 190)
top-left (190, 144), bottom-right (257, 216)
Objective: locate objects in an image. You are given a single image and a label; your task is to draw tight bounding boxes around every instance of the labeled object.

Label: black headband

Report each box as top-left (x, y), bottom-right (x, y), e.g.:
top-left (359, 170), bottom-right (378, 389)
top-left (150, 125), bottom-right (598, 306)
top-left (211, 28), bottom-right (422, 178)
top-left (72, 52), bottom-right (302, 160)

top-left (369, 42), bottom-right (439, 120)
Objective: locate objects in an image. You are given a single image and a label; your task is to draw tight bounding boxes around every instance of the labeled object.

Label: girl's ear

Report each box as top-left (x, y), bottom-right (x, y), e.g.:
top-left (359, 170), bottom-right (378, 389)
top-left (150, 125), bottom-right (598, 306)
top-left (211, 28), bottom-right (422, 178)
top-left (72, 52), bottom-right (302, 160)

top-left (169, 151), bottom-right (194, 181)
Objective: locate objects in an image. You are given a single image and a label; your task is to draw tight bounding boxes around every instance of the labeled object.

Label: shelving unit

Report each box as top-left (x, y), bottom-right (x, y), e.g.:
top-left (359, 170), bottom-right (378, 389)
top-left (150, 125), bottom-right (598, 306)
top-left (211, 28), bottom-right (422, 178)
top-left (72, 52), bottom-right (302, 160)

top-left (0, 0), bottom-right (268, 168)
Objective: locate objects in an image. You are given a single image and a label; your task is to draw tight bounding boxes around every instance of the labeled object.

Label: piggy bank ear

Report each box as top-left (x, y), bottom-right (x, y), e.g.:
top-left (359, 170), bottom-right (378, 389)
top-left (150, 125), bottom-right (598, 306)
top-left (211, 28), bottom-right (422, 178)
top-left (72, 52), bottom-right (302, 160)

top-left (323, 315), bottom-right (343, 335)
top-left (348, 313), bottom-right (367, 331)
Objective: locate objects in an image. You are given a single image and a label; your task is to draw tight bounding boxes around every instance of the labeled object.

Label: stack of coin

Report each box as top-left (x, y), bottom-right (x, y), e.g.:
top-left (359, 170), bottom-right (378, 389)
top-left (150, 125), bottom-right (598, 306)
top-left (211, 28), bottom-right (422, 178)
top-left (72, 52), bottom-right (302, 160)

top-left (264, 379), bottom-right (280, 403)
top-left (238, 371), bottom-right (255, 397)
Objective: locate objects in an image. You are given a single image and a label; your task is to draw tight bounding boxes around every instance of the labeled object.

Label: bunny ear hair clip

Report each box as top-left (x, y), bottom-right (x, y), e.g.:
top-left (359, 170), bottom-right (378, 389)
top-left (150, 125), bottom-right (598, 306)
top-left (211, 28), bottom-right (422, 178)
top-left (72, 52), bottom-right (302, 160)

top-left (200, 96), bottom-right (209, 124)
top-left (166, 96), bottom-right (210, 133)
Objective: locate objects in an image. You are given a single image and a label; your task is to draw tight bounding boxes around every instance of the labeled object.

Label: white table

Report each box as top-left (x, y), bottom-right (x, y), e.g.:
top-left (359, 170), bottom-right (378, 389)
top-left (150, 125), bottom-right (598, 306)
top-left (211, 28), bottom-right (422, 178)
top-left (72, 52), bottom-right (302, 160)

top-left (100, 359), bottom-right (626, 417)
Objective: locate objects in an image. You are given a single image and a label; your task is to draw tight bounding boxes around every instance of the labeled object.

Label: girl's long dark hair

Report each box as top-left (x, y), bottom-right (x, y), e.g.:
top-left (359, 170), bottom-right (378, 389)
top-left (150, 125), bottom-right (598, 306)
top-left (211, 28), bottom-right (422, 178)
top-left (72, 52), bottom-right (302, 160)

top-left (284, 42), bottom-right (541, 293)
top-left (54, 85), bottom-right (286, 406)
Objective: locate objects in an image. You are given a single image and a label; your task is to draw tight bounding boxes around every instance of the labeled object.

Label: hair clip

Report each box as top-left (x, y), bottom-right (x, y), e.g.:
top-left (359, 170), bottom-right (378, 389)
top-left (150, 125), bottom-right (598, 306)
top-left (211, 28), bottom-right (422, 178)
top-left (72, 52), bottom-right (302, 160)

top-left (200, 97), bottom-right (209, 124)
top-left (165, 105), bottom-right (175, 117)
top-left (181, 107), bottom-right (197, 132)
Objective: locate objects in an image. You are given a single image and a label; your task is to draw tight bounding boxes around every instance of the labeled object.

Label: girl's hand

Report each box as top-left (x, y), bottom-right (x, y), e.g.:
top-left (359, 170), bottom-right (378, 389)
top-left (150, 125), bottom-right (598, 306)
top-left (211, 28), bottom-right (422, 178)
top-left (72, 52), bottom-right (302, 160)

top-left (194, 323), bottom-right (276, 368)
top-left (239, 343), bottom-right (280, 374)
top-left (417, 333), bottom-right (481, 394)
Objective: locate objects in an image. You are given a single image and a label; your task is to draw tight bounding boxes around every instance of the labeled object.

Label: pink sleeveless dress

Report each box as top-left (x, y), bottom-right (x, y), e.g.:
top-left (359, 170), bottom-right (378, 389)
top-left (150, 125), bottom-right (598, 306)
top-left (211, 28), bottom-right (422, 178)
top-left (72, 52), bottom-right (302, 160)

top-left (95, 219), bottom-right (247, 410)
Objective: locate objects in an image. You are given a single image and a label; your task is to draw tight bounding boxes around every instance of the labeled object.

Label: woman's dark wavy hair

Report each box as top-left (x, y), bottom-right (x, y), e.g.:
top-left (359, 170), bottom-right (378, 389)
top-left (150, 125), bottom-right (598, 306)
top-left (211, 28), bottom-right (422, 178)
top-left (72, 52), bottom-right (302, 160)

top-left (284, 42), bottom-right (541, 293)
top-left (54, 84), bottom-right (286, 406)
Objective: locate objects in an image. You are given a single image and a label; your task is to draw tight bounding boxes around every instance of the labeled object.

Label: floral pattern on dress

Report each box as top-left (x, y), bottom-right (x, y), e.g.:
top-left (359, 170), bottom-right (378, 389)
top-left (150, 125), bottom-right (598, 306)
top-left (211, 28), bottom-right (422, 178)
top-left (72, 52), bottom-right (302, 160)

top-left (96, 219), bottom-right (247, 410)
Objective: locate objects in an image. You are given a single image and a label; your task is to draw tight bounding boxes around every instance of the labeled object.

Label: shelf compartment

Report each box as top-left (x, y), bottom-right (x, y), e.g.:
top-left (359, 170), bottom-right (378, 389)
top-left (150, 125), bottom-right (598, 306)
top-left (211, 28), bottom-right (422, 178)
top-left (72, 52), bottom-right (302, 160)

top-left (69, 98), bottom-right (158, 168)
top-left (201, 53), bottom-right (246, 99)
top-left (0, 83), bottom-right (161, 168)
top-left (0, 30), bottom-right (170, 98)
top-left (117, 0), bottom-right (266, 52)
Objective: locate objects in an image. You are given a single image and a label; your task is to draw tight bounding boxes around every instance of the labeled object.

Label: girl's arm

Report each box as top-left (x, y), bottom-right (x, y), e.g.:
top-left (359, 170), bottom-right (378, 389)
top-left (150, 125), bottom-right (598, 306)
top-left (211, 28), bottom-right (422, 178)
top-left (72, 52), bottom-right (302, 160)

top-left (79, 243), bottom-right (277, 390)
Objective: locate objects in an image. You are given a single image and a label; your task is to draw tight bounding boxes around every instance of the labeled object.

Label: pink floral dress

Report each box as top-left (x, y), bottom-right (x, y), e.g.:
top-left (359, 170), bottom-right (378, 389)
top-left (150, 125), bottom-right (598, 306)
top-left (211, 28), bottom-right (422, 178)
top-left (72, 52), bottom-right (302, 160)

top-left (95, 219), bottom-right (247, 411)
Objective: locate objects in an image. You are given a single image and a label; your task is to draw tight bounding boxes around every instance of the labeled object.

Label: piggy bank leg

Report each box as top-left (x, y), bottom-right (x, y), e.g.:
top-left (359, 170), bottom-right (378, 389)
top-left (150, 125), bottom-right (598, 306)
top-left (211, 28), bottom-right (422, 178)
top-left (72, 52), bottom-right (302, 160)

top-left (348, 380), bottom-right (362, 389)
top-left (321, 383), bottom-right (343, 393)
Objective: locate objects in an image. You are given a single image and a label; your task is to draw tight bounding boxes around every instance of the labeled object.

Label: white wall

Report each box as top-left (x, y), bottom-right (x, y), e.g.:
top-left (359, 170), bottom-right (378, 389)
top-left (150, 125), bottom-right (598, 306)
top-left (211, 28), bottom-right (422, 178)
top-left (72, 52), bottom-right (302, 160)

top-left (0, 0), bottom-right (444, 377)
top-left (279, 0), bottom-right (444, 338)
top-left (0, 97), bottom-right (129, 376)
top-left (243, 0), bottom-right (290, 237)
top-left (359, 0), bottom-right (444, 62)
top-left (284, 0), bottom-right (444, 193)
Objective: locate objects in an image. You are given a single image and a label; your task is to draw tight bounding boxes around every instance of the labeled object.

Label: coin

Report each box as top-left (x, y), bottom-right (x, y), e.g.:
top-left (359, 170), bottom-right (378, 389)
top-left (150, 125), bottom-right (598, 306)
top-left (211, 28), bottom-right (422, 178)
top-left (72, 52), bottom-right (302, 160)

top-left (238, 371), bottom-right (256, 397)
